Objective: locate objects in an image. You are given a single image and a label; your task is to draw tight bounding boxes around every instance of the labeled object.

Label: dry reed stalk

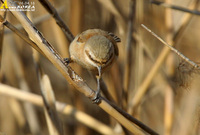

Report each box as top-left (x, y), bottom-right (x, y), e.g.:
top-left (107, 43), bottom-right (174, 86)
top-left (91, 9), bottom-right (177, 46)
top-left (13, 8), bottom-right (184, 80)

top-left (38, 0), bottom-right (74, 42)
top-left (68, 2), bottom-right (89, 134)
top-left (163, 1), bottom-right (174, 134)
top-left (0, 10), bottom-right (6, 81)
top-left (100, 78), bottom-right (116, 103)
top-left (133, 1), bottom-right (145, 97)
top-left (104, 66), bottom-right (122, 104)
top-left (0, 83), bottom-right (117, 135)
top-left (0, 10), bottom-right (5, 59)
top-left (40, 74), bottom-right (64, 135)
top-left (133, 32), bottom-right (154, 62)
top-left (8, 98), bottom-right (26, 128)
top-left (52, 20), bottom-right (69, 57)
top-left (164, 86), bottom-right (174, 135)
top-left (141, 24), bottom-right (199, 70)
top-left (0, 18), bottom-right (44, 56)
top-left (123, 0), bottom-right (136, 109)
top-left (163, 0), bottom-right (200, 134)
top-left (128, 42), bottom-right (173, 113)
top-left (151, 0), bottom-right (200, 15)
top-left (128, 0), bottom-right (200, 113)
top-left (134, 32), bottom-right (145, 91)
top-left (172, 0), bottom-right (199, 43)
top-left (140, 21), bottom-right (200, 134)
top-left (9, 37), bottom-right (41, 135)
top-left (69, 0), bottom-right (83, 35)
top-left (97, 0), bottom-right (126, 34)
top-left (0, 97), bottom-right (18, 134)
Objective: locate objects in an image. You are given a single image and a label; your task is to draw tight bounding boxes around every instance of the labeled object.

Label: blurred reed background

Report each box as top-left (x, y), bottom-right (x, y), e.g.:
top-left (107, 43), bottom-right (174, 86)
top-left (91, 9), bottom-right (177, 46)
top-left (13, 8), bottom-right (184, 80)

top-left (0, 0), bottom-right (200, 135)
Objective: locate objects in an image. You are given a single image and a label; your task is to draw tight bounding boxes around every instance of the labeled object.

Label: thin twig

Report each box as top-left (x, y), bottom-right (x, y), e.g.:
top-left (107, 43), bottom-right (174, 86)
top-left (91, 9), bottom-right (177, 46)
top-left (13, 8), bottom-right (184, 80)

top-left (151, 0), bottom-right (200, 16)
top-left (38, 0), bottom-right (74, 42)
top-left (141, 24), bottom-right (200, 69)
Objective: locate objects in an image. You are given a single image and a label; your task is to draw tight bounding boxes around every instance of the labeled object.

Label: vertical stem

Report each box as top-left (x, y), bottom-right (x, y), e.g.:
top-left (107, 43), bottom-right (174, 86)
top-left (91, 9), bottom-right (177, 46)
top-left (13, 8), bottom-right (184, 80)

top-left (0, 10), bottom-right (6, 81)
top-left (123, 0), bottom-right (136, 108)
top-left (164, 0), bottom-right (174, 134)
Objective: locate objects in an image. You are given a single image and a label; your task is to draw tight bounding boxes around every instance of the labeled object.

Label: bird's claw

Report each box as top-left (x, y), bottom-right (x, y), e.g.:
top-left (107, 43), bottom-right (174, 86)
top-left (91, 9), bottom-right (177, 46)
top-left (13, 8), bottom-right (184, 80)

top-left (63, 58), bottom-right (71, 66)
top-left (91, 91), bottom-right (101, 104)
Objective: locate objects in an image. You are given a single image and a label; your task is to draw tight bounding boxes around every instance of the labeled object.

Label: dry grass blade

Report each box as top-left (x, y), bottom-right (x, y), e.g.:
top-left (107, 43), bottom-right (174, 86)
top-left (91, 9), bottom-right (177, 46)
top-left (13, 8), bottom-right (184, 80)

top-left (0, 83), bottom-right (117, 134)
top-left (40, 74), bottom-right (64, 135)
top-left (4, 0), bottom-right (150, 134)
top-left (141, 24), bottom-right (199, 69)
top-left (151, 0), bottom-right (200, 16)
top-left (38, 0), bottom-right (74, 42)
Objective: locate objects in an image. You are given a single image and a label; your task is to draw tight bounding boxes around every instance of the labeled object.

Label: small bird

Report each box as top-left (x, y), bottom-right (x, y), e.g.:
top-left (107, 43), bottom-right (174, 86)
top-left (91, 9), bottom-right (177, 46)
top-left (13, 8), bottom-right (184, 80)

top-left (66, 29), bottom-right (120, 103)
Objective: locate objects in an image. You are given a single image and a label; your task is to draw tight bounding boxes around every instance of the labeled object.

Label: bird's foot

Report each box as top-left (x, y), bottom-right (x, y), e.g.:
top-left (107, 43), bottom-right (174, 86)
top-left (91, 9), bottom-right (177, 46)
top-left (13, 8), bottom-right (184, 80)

top-left (91, 91), bottom-right (101, 104)
top-left (63, 58), bottom-right (71, 66)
